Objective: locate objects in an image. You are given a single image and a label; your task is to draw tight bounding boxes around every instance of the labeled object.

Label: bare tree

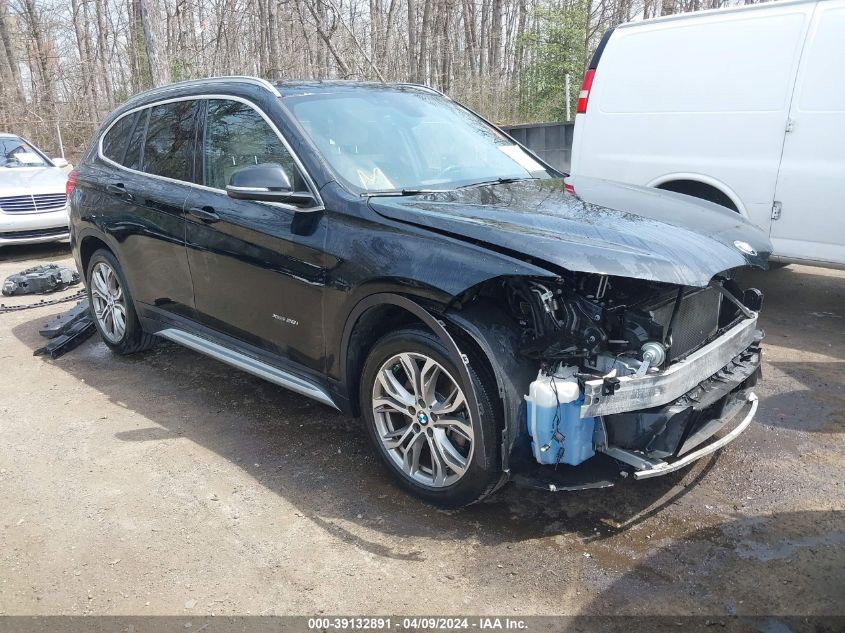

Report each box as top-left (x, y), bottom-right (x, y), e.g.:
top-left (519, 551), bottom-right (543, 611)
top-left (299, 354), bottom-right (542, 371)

top-left (0, 0), bottom-right (769, 161)
top-left (138, 0), bottom-right (170, 86)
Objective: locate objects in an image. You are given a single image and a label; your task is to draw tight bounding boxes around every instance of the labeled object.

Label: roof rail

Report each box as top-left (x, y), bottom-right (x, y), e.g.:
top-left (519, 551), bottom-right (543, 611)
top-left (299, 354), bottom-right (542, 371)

top-left (394, 83), bottom-right (446, 97)
top-left (132, 76), bottom-right (281, 101)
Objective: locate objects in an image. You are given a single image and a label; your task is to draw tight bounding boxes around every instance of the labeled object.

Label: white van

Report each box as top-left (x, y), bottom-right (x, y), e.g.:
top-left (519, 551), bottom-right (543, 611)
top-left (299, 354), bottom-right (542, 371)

top-left (571, 0), bottom-right (845, 269)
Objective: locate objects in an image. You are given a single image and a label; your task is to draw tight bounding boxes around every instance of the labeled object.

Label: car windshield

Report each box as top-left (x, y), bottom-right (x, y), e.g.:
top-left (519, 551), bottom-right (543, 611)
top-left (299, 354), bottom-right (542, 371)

top-left (0, 137), bottom-right (50, 168)
top-left (286, 88), bottom-right (552, 193)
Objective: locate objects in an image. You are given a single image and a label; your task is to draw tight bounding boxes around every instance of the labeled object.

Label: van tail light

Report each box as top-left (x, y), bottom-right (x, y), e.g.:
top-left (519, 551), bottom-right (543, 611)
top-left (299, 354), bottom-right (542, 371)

top-left (576, 68), bottom-right (596, 114)
top-left (66, 169), bottom-right (77, 198)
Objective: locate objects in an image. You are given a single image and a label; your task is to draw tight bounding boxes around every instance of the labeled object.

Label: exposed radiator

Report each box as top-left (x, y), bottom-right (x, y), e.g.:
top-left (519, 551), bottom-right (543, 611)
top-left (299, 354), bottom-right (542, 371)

top-left (652, 287), bottom-right (722, 361)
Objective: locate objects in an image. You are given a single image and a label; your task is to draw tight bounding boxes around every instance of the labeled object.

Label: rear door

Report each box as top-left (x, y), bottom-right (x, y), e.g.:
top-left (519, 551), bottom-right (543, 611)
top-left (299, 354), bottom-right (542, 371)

top-left (184, 97), bottom-right (328, 373)
top-left (97, 100), bottom-right (199, 318)
top-left (770, 0), bottom-right (845, 266)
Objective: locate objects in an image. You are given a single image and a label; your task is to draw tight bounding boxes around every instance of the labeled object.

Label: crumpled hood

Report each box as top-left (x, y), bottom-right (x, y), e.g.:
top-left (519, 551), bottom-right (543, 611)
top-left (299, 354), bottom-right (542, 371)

top-left (368, 176), bottom-right (772, 287)
top-left (0, 166), bottom-right (67, 197)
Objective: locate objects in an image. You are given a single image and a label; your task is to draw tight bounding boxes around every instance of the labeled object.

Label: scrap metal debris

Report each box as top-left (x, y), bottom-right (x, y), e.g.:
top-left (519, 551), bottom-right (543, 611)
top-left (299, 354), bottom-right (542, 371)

top-left (0, 288), bottom-right (86, 313)
top-left (2, 264), bottom-right (81, 296)
top-left (34, 298), bottom-right (96, 359)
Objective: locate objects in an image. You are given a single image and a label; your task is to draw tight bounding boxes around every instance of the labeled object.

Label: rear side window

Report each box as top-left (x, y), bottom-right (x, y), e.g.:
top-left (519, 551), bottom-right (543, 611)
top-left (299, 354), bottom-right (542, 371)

top-left (102, 112), bottom-right (139, 164)
top-left (143, 101), bottom-right (198, 181)
top-left (203, 99), bottom-right (303, 191)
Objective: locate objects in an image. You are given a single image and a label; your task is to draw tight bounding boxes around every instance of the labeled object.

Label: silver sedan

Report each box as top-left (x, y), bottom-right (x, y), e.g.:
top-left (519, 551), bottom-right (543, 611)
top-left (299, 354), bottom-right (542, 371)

top-left (0, 133), bottom-right (71, 246)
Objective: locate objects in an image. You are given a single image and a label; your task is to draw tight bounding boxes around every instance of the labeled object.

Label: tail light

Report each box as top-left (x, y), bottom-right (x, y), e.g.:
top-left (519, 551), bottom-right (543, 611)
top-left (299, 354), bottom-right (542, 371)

top-left (576, 68), bottom-right (596, 114)
top-left (66, 169), bottom-right (77, 198)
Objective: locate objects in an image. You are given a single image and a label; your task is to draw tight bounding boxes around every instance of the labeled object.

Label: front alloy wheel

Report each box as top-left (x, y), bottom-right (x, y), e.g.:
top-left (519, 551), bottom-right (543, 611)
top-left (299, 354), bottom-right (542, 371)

top-left (360, 327), bottom-right (502, 507)
top-left (372, 352), bottom-right (474, 487)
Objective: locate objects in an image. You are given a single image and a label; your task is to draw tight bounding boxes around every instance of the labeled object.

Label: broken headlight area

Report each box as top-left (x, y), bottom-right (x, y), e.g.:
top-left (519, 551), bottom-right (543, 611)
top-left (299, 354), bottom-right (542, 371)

top-left (496, 272), bottom-right (764, 485)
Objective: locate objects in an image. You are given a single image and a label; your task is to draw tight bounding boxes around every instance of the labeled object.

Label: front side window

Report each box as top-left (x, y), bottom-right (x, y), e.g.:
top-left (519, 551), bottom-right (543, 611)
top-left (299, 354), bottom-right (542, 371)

top-left (0, 136), bottom-right (50, 168)
top-left (203, 99), bottom-right (303, 191)
top-left (286, 88), bottom-right (552, 192)
top-left (143, 100), bottom-right (198, 181)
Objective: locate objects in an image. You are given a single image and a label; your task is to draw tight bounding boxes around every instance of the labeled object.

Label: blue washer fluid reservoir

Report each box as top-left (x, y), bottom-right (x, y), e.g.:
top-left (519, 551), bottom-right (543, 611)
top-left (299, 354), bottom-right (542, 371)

top-left (525, 369), bottom-right (596, 466)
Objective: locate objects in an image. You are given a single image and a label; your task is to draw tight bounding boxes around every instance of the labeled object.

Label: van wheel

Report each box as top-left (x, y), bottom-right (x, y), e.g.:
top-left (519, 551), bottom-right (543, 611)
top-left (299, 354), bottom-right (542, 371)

top-left (86, 249), bottom-right (156, 354)
top-left (360, 327), bottom-right (501, 508)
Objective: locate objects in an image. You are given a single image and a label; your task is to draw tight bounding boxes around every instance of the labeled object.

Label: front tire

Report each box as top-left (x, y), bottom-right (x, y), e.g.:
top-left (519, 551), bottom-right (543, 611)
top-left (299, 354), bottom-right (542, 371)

top-left (86, 249), bottom-right (155, 355)
top-left (360, 327), bottom-right (501, 507)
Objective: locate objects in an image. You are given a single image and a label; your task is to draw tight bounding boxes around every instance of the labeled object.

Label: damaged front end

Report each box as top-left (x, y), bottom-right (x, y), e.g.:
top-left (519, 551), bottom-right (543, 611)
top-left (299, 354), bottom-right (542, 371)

top-left (457, 270), bottom-right (764, 490)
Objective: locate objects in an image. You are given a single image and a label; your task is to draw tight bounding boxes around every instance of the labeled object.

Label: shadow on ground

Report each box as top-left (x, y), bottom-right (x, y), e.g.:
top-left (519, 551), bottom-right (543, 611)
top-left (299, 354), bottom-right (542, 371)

top-left (13, 312), bottom-right (719, 557)
top-left (0, 242), bottom-right (72, 263)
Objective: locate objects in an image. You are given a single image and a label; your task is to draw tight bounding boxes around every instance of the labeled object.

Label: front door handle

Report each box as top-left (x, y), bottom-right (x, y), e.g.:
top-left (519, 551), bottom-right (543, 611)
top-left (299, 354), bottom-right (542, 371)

top-left (187, 206), bottom-right (220, 223)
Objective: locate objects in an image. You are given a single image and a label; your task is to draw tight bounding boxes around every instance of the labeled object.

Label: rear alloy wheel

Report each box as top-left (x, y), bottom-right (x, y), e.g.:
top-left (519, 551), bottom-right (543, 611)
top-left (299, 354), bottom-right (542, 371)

top-left (90, 261), bottom-right (127, 344)
top-left (361, 327), bottom-right (501, 507)
top-left (86, 249), bottom-right (156, 355)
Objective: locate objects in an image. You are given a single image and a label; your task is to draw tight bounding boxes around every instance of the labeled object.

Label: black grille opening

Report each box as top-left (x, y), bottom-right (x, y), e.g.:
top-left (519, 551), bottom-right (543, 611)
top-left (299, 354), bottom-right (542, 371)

top-left (0, 227), bottom-right (69, 240)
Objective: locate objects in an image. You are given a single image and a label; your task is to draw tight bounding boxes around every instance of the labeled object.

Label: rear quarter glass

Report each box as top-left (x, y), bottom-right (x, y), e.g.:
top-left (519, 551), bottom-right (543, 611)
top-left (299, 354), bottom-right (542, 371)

top-left (102, 112), bottom-right (139, 164)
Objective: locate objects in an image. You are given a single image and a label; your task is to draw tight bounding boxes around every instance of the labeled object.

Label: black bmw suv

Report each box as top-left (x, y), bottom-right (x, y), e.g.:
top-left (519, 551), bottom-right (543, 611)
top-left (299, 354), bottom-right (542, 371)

top-left (70, 77), bottom-right (771, 507)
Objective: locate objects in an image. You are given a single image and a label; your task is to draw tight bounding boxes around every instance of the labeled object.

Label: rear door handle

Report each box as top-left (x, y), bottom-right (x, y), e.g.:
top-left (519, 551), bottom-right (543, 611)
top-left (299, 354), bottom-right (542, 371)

top-left (106, 183), bottom-right (133, 200)
top-left (187, 206), bottom-right (220, 223)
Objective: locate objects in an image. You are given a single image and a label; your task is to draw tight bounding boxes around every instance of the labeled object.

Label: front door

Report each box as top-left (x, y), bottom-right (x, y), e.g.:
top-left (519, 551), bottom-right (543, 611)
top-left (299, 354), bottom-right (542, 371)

top-left (771, 0), bottom-right (845, 266)
top-left (185, 98), bottom-right (328, 373)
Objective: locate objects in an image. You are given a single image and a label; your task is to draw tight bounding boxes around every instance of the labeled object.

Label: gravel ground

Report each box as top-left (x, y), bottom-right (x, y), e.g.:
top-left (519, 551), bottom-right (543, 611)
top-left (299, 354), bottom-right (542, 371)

top-left (0, 243), bottom-right (843, 617)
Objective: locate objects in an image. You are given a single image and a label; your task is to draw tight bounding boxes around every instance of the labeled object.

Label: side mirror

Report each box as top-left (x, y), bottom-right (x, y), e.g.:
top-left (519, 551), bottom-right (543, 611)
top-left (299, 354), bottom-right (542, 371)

top-left (226, 163), bottom-right (314, 206)
top-left (52, 158), bottom-right (69, 169)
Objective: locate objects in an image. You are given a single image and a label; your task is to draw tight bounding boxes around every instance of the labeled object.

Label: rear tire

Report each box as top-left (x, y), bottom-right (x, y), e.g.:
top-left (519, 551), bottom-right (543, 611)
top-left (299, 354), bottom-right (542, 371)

top-left (360, 327), bottom-right (501, 508)
top-left (86, 249), bottom-right (156, 355)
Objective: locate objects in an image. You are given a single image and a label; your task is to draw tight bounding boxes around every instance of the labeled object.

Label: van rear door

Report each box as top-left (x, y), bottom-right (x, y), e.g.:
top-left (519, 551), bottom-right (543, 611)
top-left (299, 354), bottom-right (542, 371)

top-left (770, 0), bottom-right (845, 267)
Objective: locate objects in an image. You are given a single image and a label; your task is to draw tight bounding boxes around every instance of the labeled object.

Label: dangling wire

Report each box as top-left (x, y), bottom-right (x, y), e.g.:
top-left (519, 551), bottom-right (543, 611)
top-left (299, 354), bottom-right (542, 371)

top-left (539, 372), bottom-right (566, 469)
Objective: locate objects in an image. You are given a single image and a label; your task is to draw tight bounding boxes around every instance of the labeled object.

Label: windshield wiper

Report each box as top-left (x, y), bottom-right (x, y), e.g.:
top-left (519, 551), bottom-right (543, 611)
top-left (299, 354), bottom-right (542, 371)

top-left (457, 176), bottom-right (535, 189)
top-left (364, 188), bottom-right (445, 198)
top-left (364, 176), bottom-right (535, 197)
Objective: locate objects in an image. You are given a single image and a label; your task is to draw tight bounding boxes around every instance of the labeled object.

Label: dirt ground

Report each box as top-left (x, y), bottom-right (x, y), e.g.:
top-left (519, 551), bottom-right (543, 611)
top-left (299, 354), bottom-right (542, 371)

top-left (0, 243), bottom-right (842, 618)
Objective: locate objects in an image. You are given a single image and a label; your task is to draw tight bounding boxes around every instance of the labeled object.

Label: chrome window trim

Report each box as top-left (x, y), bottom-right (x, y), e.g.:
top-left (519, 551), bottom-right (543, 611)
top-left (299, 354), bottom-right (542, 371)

top-left (97, 93), bottom-right (324, 213)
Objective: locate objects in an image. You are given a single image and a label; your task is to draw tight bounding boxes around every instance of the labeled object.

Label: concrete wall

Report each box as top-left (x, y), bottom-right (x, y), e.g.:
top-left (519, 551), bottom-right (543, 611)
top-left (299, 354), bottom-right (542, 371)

top-left (501, 122), bottom-right (574, 173)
